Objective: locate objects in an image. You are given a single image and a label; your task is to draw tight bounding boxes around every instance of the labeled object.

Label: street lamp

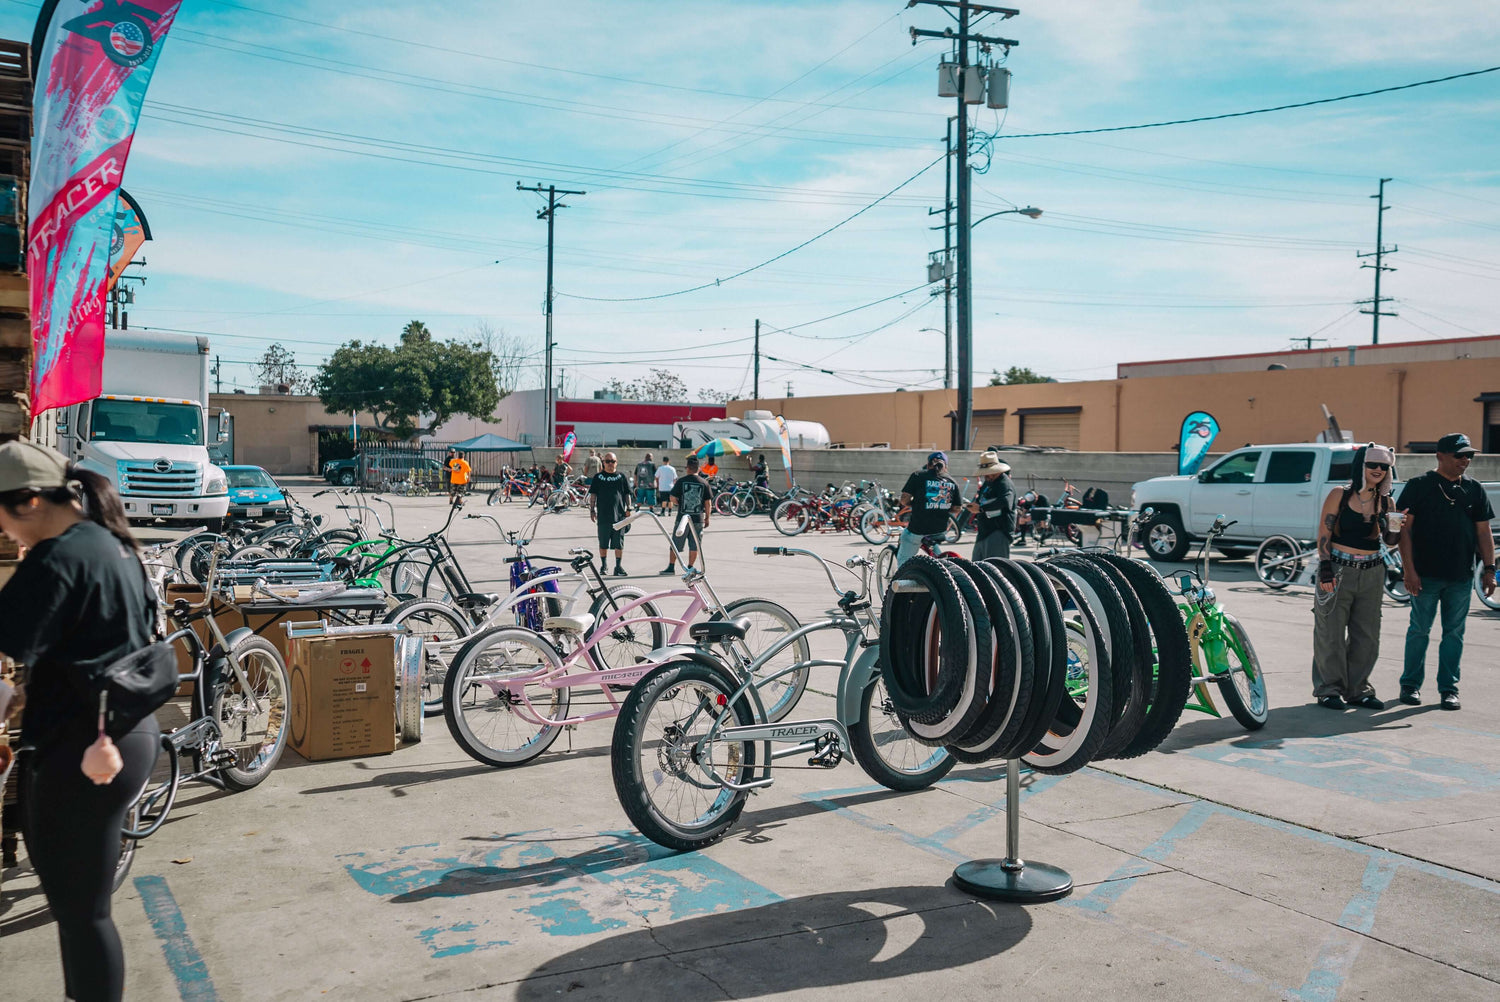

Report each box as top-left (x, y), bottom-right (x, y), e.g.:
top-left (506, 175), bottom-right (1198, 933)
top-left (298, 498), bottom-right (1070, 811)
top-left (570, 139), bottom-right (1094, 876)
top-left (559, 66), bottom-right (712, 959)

top-left (918, 327), bottom-right (951, 389)
top-left (955, 205), bottom-right (1042, 451)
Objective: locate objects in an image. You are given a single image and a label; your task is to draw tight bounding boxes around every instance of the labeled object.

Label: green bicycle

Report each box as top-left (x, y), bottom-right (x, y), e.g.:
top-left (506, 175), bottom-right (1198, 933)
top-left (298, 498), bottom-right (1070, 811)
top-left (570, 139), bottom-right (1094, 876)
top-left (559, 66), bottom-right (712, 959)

top-left (1170, 514), bottom-right (1269, 730)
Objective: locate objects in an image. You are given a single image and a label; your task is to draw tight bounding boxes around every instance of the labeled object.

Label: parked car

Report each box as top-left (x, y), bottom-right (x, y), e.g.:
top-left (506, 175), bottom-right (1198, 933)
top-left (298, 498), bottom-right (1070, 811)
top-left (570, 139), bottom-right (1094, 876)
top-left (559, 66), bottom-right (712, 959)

top-left (364, 453), bottom-right (444, 487)
top-left (224, 465), bottom-right (291, 521)
top-left (323, 456), bottom-right (360, 486)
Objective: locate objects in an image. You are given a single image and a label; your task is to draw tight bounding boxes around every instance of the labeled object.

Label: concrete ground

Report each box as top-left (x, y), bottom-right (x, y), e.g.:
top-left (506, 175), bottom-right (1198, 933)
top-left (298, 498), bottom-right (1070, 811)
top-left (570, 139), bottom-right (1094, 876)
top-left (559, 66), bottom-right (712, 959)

top-left (4, 482), bottom-right (1498, 1001)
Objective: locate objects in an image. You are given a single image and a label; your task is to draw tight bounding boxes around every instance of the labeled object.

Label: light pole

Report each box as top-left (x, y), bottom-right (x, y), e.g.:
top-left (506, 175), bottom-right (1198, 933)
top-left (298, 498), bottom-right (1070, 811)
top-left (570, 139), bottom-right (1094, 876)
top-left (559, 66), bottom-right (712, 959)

top-left (919, 328), bottom-right (951, 389)
top-left (955, 205), bottom-right (1042, 450)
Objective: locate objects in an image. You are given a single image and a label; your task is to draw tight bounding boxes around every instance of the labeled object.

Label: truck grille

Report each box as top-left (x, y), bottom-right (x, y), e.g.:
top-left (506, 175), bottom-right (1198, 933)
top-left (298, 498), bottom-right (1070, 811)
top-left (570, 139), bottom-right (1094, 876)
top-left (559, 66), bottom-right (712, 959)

top-left (120, 461), bottom-right (201, 497)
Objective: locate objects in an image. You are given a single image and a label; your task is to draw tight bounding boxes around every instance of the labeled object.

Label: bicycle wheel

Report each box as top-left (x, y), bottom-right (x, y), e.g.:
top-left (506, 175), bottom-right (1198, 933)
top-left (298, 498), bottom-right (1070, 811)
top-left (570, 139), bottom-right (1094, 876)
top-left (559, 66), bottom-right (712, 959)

top-left (722, 597), bottom-right (809, 723)
top-left (874, 545), bottom-right (898, 589)
top-left (610, 660), bottom-right (757, 852)
top-left (114, 802), bottom-right (140, 892)
top-left (486, 488), bottom-right (504, 507)
top-left (216, 635), bottom-right (291, 791)
top-left (1217, 613), bottom-right (1269, 730)
top-left (848, 675), bottom-right (955, 791)
top-left (772, 500), bottom-right (809, 536)
top-left (944, 512), bottom-right (964, 544)
top-left (713, 492), bottom-right (735, 516)
top-left (443, 627), bottom-right (571, 767)
top-left (731, 490), bottom-right (755, 518)
top-left (383, 599), bottom-right (474, 715)
top-left (860, 507), bottom-right (896, 545)
top-left (586, 587), bottom-right (666, 671)
top-left (1384, 568), bottom-right (1411, 604)
top-left (1254, 535), bottom-right (1304, 590)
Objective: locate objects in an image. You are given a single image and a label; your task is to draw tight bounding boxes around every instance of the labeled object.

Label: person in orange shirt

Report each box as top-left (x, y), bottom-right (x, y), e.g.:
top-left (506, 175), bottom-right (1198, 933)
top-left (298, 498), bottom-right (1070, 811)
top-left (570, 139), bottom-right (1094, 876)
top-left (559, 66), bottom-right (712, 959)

top-left (701, 456), bottom-right (719, 479)
top-left (445, 448), bottom-right (472, 506)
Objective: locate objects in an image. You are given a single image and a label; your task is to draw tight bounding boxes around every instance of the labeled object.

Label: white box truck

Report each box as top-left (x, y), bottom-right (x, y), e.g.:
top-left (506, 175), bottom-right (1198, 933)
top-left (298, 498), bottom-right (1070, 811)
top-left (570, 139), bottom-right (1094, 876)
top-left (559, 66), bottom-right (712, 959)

top-left (54, 331), bottom-right (230, 527)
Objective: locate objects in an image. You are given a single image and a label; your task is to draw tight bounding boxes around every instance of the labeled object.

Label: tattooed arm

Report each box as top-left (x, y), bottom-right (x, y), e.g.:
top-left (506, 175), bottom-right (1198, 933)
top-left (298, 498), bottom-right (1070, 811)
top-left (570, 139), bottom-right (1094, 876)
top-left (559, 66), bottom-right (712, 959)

top-left (1317, 488), bottom-right (1341, 590)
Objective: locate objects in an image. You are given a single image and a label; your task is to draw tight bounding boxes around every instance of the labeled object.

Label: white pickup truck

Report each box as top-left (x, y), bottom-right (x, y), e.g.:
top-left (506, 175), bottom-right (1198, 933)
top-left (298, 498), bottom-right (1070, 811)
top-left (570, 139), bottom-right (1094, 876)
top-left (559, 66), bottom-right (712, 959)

top-left (1132, 443), bottom-right (1500, 563)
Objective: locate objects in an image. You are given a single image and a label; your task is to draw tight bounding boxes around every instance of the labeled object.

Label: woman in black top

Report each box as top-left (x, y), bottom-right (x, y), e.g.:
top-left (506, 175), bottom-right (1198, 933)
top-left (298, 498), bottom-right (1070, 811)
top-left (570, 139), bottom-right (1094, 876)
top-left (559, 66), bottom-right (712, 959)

top-left (1311, 443), bottom-right (1402, 710)
top-left (0, 440), bottom-right (159, 1002)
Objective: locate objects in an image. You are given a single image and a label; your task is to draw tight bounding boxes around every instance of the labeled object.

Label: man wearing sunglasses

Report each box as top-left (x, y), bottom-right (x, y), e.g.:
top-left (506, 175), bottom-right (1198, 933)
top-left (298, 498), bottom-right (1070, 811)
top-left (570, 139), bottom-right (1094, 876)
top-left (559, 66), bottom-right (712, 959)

top-left (588, 452), bottom-right (633, 576)
top-left (1396, 433), bottom-right (1496, 710)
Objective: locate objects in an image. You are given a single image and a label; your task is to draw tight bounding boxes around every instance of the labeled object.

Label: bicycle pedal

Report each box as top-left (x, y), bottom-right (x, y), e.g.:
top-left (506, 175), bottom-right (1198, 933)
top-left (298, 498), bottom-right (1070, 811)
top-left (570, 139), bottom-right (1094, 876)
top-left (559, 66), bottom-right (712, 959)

top-left (210, 749), bottom-right (238, 769)
top-left (807, 747), bottom-right (843, 768)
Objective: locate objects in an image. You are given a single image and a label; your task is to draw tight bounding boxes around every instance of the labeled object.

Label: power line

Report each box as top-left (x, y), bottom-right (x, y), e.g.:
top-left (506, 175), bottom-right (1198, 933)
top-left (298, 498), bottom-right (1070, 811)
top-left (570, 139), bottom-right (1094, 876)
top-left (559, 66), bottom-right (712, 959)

top-left (555, 156), bottom-right (945, 302)
top-left (996, 65), bottom-right (1500, 140)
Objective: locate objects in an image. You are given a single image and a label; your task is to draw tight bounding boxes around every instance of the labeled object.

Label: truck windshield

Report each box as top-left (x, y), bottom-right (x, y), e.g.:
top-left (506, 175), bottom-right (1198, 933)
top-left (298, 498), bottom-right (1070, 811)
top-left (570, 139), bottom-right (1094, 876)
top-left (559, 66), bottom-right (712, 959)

top-left (90, 399), bottom-right (203, 446)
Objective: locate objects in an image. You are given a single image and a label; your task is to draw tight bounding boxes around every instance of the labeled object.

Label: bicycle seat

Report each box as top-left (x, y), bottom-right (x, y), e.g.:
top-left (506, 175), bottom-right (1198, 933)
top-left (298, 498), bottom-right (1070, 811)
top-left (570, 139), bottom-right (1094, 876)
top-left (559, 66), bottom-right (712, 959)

top-left (543, 613), bottom-right (595, 635)
top-left (689, 617), bottom-right (750, 644)
top-left (921, 533), bottom-right (948, 545)
top-left (455, 592), bottom-right (499, 608)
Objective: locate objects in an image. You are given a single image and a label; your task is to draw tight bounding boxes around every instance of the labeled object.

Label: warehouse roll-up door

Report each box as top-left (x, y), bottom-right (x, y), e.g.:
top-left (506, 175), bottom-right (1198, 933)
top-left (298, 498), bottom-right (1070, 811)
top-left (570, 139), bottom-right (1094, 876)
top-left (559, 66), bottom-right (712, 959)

top-left (1018, 408), bottom-right (1081, 450)
top-left (972, 410), bottom-right (1006, 449)
top-left (1483, 394), bottom-right (1500, 452)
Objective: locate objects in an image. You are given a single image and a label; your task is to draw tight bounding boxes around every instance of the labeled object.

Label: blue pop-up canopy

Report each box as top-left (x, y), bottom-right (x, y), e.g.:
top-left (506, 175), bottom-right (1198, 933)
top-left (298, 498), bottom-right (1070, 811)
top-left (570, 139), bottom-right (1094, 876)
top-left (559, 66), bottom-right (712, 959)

top-left (448, 433), bottom-right (531, 452)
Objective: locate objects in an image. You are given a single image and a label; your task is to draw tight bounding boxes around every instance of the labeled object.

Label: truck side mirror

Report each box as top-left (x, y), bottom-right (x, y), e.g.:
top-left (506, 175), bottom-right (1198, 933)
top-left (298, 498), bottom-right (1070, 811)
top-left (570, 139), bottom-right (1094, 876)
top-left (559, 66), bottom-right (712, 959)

top-left (217, 424), bottom-right (230, 443)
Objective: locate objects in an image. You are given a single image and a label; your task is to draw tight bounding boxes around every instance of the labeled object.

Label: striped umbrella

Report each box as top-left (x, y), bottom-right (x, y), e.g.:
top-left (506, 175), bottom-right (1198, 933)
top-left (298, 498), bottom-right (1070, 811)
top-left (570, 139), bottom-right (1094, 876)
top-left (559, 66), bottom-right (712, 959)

top-left (694, 438), bottom-right (748, 459)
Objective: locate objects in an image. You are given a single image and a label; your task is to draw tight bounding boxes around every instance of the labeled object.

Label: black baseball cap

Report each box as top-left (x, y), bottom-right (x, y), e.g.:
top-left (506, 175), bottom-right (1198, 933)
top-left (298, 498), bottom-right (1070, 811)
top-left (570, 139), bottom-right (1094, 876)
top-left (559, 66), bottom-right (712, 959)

top-left (1436, 433), bottom-right (1477, 456)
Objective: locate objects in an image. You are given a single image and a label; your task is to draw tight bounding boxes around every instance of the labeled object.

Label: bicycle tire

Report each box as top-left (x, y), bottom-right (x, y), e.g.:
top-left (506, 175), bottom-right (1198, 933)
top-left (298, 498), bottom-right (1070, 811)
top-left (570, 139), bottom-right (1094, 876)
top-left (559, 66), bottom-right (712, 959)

top-left (1023, 563), bottom-right (1115, 775)
top-left (722, 597), bottom-right (810, 723)
top-left (731, 490), bottom-right (755, 518)
top-left (610, 659), bottom-right (758, 852)
top-left (849, 674), bottom-right (956, 790)
top-left (860, 507), bottom-right (896, 545)
top-left (383, 599), bottom-right (475, 715)
top-left (772, 500), bottom-right (809, 536)
top-left (1254, 535), bottom-right (1304, 590)
top-left (990, 560), bottom-right (1069, 760)
top-left (486, 488), bottom-right (504, 506)
top-left (586, 587), bottom-right (666, 672)
top-left (1217, 613), bottom-right (1270, 730)
top-left (443, 627), bottom-right (571, 767)
top-left (1092, 554), bottom-right (1193, 760)
top-left (1476, 561), bottom-right (1500, 610)
top-left (1054, 553), bottom-right (1153, 760)
top-left (216, 634), bottom-right (291, 791)
top-left (114, 803), bottom-right (139, 892)
top-left (879, 555), bottom-right (979, 732)
top-left (946, 559), bottom-right (1035, 763)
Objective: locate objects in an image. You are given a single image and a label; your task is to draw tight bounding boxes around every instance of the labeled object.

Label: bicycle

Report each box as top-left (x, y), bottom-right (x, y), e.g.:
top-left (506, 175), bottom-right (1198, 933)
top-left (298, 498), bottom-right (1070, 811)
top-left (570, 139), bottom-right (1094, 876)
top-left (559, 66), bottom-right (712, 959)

top-left (114, 543), bottom-right (293, 889)
top-left (1253, 534), bottom-right (1410, 604)
top-left (441, 512), bottom-right (811, 768)
top-left (1169, 513), bottom-right (1270, 730)
top-left (609, 543), bottom-right (956, 852)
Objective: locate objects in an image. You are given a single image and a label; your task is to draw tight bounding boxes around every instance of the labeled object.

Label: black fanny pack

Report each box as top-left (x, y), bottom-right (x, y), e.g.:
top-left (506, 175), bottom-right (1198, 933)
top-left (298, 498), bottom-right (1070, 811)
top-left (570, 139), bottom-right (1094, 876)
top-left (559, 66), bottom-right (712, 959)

top-left (96, 559), bottom-right (177, 739)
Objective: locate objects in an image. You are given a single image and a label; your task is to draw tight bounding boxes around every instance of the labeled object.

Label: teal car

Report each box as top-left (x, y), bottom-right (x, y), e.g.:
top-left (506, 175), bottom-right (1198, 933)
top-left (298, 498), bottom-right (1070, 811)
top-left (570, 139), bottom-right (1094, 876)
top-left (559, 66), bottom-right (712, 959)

top-left (224, 465), bottom-right (291, 521)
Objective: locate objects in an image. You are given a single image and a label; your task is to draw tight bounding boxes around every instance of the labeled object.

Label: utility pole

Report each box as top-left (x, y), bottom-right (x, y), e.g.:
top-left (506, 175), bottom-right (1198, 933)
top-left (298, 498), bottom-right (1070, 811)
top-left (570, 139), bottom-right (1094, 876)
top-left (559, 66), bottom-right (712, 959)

top-left (518, 181), bottom-right (585, 446)
top-left (213, 355), bottom-right (222, 394)
top-left (910, 2), bottom-right (1020, 451)
top-left (753, 318), bottom-right (761, 400)
top-left (1356, 177), bottom-right (1397, 345)
top-left (1289, 337), bottom-right (1329, 352)
top-left (928, 116), bottom-right (956, 390)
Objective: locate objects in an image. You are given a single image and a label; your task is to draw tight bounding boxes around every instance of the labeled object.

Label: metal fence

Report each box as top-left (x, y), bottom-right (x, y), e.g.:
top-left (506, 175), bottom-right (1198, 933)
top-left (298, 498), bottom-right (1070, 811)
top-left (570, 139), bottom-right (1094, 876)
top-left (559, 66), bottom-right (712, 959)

top-left (356, 443), bottom-right (537, 488)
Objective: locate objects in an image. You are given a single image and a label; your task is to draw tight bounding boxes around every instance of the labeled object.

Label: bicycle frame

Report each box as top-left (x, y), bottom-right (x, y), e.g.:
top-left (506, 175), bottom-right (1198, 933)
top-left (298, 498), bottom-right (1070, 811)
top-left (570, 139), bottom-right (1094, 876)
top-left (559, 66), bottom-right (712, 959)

top-left (1173, 518), bottom-right (1261, 718)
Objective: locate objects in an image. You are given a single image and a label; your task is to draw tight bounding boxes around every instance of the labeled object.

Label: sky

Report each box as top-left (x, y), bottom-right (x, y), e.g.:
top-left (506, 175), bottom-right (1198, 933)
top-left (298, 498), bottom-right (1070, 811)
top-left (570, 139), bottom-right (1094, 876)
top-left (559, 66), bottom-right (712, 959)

top-left (7, 0), bottom-right (1500, 400)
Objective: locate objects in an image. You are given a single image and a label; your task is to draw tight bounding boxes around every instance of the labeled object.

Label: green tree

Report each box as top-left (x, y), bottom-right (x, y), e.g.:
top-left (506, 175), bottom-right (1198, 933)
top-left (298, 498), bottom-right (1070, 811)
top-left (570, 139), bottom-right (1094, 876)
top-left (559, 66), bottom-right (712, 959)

top-left (988, 365), bottom-right (1056, 386)
top-left (316, 324), bottom-right (501, 437)
top-left (255, 342), bottom-right (312, 394)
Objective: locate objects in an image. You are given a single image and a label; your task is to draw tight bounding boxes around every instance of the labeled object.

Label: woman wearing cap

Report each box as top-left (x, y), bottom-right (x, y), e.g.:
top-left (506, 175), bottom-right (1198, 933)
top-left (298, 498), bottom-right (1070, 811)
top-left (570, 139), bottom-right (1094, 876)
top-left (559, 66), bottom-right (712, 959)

top-left (1311, 443), bottom-right (1402, 710)
top-left (968, 452), bottom-right (1016, 561)
top-left (0, 440), bottom-right (159, 1001)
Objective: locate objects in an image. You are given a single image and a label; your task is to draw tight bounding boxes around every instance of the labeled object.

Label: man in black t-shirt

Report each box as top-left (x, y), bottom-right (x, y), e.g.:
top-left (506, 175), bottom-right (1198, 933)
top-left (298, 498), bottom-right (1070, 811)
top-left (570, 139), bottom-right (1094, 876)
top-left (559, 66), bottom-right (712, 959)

top-left (589, 453), bottom-right (634, 576)
top-left (896, 451), bottom-right (962, 565)
top-left (1396, 433), bottom-right (1496, 709)
top-left (633, 453), bottom-right (657, 509)
top-left (662, 455), bottom-right (713, 574)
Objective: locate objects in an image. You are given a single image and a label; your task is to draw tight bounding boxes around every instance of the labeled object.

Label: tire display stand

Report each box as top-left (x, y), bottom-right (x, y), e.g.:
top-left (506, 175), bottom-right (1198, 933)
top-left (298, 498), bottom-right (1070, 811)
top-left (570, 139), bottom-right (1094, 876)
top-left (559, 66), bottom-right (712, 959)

top-left (885, 553), bottom-right (1194, 906)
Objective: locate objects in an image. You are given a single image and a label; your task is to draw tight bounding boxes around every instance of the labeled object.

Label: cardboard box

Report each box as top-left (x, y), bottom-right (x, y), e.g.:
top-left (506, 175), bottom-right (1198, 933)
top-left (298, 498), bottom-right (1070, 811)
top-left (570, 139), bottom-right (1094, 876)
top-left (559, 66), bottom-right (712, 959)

top-left (287, 633), bottom-right (396, 761)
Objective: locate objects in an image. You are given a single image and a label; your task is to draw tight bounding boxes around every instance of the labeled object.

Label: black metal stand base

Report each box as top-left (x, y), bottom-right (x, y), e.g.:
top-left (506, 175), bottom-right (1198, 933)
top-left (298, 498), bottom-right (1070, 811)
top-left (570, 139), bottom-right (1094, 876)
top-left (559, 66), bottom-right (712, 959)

top-left (952, 859), bottom-right (1073, 903)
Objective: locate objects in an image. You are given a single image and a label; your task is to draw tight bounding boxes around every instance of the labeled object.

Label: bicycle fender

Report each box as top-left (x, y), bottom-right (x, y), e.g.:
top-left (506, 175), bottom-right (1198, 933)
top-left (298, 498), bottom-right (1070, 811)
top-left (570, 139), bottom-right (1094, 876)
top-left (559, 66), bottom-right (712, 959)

top-left (837, 644), bottom-right (882, 727)
top-left (221, 626), bottom-right (256, 651)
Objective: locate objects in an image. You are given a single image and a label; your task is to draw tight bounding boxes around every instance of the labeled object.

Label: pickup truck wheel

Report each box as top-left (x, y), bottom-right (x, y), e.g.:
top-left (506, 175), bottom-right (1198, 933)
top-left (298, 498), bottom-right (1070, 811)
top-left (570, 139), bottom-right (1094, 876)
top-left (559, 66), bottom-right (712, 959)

top-left (337, 470), bottom-right (356, 486)
top-left (1142, 512), bottom-right (1190, 562)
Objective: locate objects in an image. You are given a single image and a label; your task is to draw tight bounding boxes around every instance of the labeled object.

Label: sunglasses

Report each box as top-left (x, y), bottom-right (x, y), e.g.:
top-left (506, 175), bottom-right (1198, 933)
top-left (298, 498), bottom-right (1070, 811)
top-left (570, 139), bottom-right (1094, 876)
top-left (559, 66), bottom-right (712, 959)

top-left (603, 459), bottom-right (617, 464)
top-left (1365, 463), bottom-right (1390, 471)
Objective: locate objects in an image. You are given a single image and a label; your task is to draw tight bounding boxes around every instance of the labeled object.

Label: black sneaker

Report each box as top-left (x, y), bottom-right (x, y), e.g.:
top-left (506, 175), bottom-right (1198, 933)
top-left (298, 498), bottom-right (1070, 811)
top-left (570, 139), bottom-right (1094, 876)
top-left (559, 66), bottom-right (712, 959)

top-left (1352, 694), bottom-right (1385, 710)
top-left (613, 567), bottom-right (628, 577)
top-left (1441, 692), bottom-right (1461, 711)
top-left (1399, 687), bottom-right (1421, 706)
top-left (1317, 695), bottom-right (1346, 710)
top-left (659, 566), bottom-right (676, 575)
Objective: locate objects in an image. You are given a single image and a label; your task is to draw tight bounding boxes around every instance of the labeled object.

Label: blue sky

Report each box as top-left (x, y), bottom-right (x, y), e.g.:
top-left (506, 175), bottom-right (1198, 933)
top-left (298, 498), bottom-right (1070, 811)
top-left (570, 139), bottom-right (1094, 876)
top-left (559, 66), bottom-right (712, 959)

top-left (7, 0), bottom-right (1499, 399)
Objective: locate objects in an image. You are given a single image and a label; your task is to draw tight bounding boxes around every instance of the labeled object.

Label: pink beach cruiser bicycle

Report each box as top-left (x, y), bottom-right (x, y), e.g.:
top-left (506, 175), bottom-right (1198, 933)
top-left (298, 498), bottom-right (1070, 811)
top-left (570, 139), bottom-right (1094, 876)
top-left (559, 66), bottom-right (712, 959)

top-left (441, 512), bottom-right (811, 767)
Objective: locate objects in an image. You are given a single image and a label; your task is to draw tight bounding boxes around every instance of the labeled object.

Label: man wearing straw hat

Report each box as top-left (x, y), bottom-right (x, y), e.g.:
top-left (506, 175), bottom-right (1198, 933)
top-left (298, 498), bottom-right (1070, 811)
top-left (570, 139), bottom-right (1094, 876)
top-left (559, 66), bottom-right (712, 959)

top-left (968, 452), bottom-right (1016, 560)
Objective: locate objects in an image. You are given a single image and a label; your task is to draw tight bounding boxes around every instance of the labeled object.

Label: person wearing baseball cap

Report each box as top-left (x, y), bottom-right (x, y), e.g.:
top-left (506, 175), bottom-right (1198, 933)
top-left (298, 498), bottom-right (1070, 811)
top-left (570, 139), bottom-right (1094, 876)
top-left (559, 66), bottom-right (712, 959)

top-left (1395, 432), bottom-right (1495, 710)
top-left (896, 450), bottom-right (961, 565)
top-left (968, 452), bottom-right (1015, 560)
top-left (0, 439), bottom-right (161, 1001)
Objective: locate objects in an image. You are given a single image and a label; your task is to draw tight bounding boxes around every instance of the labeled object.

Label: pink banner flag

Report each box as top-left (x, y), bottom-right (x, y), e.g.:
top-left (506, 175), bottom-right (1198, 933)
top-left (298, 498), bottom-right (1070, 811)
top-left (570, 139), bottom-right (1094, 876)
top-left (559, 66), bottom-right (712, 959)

top-left (28, 0), bottom-right (183, 418)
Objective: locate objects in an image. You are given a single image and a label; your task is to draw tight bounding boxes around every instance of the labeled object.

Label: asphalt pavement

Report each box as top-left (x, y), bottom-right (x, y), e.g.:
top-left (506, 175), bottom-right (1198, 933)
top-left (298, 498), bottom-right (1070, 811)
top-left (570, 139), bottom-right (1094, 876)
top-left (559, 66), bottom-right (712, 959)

top-left (4, 482), bottom-right (1498, 1000)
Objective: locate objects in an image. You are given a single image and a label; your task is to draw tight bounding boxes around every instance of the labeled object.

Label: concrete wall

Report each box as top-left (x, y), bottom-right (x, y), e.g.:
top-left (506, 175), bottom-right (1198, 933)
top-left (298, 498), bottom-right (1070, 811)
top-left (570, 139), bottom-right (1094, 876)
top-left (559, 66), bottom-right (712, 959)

top-left (735, 354), bottom-right (1500, 455)
top-left (773, 448), bottom-right (1500, 503)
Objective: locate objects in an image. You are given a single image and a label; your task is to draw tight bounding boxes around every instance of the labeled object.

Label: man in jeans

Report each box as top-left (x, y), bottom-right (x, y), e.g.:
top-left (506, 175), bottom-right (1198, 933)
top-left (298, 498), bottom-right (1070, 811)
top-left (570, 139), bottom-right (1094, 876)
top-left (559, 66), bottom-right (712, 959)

top-left (633, 453), bottom-right (657, 510)
top-left (896, 451), bottom-right (962, 565)
top-left (1398, 433), bottom-right (1496, 709)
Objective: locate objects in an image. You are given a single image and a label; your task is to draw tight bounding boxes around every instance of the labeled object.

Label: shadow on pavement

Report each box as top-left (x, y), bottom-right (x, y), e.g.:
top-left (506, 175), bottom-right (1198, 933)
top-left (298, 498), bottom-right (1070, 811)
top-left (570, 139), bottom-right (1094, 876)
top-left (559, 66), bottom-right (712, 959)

top-left (298, 759), bottom-right (501, 797)
top-left (515, 884), bottom-right (1032, 1000)
top-left (1157, 702), bottom-right (1436, 753)
top-left (387, 831), bottom-right (658, 902)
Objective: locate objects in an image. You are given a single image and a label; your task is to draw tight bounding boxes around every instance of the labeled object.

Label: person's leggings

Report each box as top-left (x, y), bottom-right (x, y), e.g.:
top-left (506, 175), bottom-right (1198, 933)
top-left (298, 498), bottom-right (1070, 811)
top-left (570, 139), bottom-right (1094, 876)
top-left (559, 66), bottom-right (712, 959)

top-left (23, 716), bottom-right (159, 1002)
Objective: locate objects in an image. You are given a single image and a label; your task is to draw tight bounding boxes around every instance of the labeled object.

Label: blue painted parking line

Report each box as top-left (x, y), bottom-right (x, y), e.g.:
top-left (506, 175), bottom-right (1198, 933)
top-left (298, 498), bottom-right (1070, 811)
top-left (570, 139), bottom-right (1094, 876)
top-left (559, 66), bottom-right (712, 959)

top-left (1296, 856), bottom-right (1401, 1002)
top-left (1069, 802), bottom-right (1216, 914)
top-left (134, 875), bottom-right (219, 1002)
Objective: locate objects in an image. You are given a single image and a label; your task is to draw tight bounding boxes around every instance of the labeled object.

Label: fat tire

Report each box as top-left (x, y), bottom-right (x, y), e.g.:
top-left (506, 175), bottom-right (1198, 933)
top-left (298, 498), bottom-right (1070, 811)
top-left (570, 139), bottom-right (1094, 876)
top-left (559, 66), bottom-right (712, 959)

top-left (1023, 563), bottom-right (1115, 775)
top-left (1056, 553), bottom-right (1153, 760)
top-left (878, 555), bottom-right (974, 728)
top-left (1092, 554), bottom-right (1192, 759)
